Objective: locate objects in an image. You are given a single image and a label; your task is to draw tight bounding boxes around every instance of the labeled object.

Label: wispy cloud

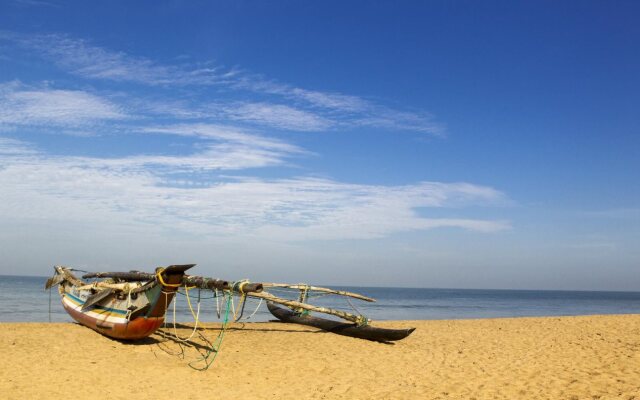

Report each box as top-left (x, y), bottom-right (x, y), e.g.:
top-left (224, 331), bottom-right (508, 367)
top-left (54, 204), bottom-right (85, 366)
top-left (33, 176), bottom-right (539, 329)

top-left (230, 74), bottom-right (443, 134)
top-left (2, 32), bottom-right (236, 86)
top-left (0, 136), bottom-right (38, 154)
top-left (81, 144), bottom-right (293, 172)
top-left (79, 122), bottom-right (304, 171)
top-left (234, 77), bottom-right (369, 112)
top-left (140, 123), bottom-right (306, 154)
top-left (2, 32), bottom-right (443, 134)
top-left (227, 76), bottom-right (443, 134)
top-left (222, 102), bottom-right (333, 131)
top-left (0, 31), bottom-right (497, 242)
top-left (0, 81), bottom-right (126, 130)
top-left (0, 138), bottom-right (508, 240)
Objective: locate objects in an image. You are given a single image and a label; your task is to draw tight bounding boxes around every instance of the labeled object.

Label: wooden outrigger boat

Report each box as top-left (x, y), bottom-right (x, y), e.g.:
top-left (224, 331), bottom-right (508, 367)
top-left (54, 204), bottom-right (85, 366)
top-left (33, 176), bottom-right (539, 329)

top-left (266, 302), bottom-right (415, 342)
top-left (47, 264), bottom-right (198, 340)
top-left (46, 264), bottom-right (415, 343)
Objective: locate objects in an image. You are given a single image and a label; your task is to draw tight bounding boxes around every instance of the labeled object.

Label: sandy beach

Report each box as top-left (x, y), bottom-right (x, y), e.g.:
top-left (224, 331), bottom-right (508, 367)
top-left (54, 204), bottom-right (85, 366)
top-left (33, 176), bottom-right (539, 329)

top-left (1, 315), bottom-right (639, 399)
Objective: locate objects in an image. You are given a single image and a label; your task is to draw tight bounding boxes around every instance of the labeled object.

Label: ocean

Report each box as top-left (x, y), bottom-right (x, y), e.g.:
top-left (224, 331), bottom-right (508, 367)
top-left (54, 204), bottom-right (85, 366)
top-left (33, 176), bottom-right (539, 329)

top-left (1, 274), bottom-right (639, 323)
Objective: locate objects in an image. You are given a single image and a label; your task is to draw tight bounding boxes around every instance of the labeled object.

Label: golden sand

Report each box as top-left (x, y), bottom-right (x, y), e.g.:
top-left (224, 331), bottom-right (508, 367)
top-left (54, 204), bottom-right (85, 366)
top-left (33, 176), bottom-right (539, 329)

top-left (1, 315), bottom-right (639, 399)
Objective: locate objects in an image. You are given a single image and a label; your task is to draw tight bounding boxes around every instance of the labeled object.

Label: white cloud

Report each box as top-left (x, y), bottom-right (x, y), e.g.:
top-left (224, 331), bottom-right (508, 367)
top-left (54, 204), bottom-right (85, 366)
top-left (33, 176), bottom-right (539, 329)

top-left (90, 143), bottom-right (294, 171)
top-left (2, 32), bottom-right (443, 134)
top-left (0, 32), bottom-right (502, 243)
top-left (290, 88), bottom-right (368, 112)
top-left (232, 77), bottom-right (443, 134)
top-left (140, 123), bottom-right (306, 154)
top-left (0, 136), bottom-right (37, 154)
top-left (234, 77), bottom-right (368, 112)
top-left (4, 33), bottom-right (234, 86)
top-left (353, 108), bottom-right (445, 135)
top-left (0, 82), bottom-right (126, 129)
top-left (222, 102), bottom-right (333, 131)
top-left (0, 141), bottom-right (509, 241)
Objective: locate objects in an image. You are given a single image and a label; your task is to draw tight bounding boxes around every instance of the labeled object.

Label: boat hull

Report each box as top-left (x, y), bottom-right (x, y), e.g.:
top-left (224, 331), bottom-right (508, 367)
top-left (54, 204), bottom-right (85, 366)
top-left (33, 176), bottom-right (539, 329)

top-left (267, 302), bottom-right (415, 342)
top-left (60, 284), bottom-right (167, 340)
top-left (63, 298), bottom-right (164, 340)
top-left (54, 264), bottom-right (193, 340)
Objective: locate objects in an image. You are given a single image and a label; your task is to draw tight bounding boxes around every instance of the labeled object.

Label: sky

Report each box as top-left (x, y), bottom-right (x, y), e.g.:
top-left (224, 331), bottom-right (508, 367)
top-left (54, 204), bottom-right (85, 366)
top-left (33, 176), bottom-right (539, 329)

top-left (0, 1), bottom-right (638, 290)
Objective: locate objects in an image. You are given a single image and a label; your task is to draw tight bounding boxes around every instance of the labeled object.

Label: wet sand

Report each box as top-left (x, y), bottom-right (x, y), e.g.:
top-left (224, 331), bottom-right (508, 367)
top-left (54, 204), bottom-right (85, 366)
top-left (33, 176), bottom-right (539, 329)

top-left (1, 315), bottom-right (639, 399)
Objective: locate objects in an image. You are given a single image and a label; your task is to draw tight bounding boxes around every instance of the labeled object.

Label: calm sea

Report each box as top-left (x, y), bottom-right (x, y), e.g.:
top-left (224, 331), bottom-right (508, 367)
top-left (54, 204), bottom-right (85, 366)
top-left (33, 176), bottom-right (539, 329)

top-left (1, 275), bottom-right (639, 323)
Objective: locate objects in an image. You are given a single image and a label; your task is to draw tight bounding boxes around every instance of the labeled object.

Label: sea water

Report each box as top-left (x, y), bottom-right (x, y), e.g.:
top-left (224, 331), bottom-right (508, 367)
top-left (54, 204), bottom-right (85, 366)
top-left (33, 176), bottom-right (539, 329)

top-left (1, 275), bottom-right (639, 323)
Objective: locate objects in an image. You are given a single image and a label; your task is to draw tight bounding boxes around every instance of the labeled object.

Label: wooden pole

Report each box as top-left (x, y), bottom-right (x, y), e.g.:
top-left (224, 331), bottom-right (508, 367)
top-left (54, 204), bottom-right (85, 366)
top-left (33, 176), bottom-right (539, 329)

top-left (261, 283), bottom-right (375, 302)
top-left (247, 291), bottom-right (370, 325)
top-left (82, 271), bottom-right (154, 281)
top-left (183, 276), bottom-right (263, 294)
top-left (81, 271), bottom-right (263, 294)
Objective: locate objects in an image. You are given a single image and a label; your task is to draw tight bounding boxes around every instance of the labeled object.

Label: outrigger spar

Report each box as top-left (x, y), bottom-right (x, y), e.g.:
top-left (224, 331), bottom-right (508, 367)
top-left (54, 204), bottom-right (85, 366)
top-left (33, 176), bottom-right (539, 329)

top-left (46, 264), bottom-right (415, 343)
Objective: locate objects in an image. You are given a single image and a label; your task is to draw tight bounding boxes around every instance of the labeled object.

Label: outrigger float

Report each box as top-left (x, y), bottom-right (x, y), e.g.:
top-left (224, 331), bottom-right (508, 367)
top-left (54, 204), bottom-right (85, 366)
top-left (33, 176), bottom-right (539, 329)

top-left (46, 264), bottom-right (415, 343)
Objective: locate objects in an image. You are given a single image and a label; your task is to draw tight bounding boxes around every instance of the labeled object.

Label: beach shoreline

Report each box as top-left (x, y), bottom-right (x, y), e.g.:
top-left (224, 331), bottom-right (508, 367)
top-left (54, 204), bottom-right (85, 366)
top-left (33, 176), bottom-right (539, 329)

top-left (1, 315), bottom-right (639, 399)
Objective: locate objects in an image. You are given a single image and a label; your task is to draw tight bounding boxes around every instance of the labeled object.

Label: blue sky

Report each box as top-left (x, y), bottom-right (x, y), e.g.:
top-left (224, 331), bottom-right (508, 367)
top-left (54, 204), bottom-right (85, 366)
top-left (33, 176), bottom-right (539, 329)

top-left (0, 1), bottom-right (638, 290)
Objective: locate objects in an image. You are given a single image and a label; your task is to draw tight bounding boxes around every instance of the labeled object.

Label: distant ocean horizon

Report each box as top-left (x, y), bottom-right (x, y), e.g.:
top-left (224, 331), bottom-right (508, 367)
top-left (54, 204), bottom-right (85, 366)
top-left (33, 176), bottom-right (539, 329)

top-left (1, 274), bottom-right (639, 323)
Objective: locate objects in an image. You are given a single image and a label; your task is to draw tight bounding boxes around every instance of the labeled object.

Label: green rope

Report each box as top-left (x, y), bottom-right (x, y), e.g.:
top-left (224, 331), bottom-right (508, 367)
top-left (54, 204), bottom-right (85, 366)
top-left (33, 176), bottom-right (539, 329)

top-left (188, 291), bottom-right (232, 371)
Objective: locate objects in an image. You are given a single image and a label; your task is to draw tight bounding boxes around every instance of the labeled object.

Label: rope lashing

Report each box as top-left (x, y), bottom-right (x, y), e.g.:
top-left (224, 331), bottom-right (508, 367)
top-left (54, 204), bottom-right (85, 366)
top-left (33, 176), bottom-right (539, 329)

top-left (230, 280), bottom-right (250, 321)
top-left (298, 284), bottom-right (310, 303)
top-left (298, 284), bottom-right (311, 316)
top-left (155, 267), bottom-right (182, 288)
top-left (232, 279), bottom-right (250, 294)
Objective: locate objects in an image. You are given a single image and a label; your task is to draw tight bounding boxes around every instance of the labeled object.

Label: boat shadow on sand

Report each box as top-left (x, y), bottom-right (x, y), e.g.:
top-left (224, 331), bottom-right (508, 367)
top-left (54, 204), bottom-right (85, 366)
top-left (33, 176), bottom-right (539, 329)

top-left (113, 321), bottom-right (342, 361)
top-left (98, 321), bottom-right (330, 351)
top-left (162, 321), bottom-right (400, 345)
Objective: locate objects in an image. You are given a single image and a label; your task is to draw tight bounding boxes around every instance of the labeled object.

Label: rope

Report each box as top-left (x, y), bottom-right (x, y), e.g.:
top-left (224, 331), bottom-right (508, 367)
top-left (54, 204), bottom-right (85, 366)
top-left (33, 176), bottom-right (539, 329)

top-left (176, 291), bottom-right (217, 299)
top-left (297, 285), bottom-right (310, 316)
top-left (233, 294), bottom-right (246, 321)
top-left (346, 297), bottom-right (363, 317)
top-left (299, 285), bottom-right (309, 303)
top-left (156, 291), bottom-right (187, 360)
top-left (214, 289), bottom-right (221, 318)
top-left (184, 286), bottom-right (199, 320)
top-left (229, 291), bottom-right (236, 316)
top-left (234, 280), bottom-right (249, 294)
top-left (170, 286), bottom-right (202, 343)
top-left (237, 298), bottom-right (263, 320)
top-left (188, 291), bottom-right (232, 371)
top-left (156, 268), bottom-right (181, 287)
